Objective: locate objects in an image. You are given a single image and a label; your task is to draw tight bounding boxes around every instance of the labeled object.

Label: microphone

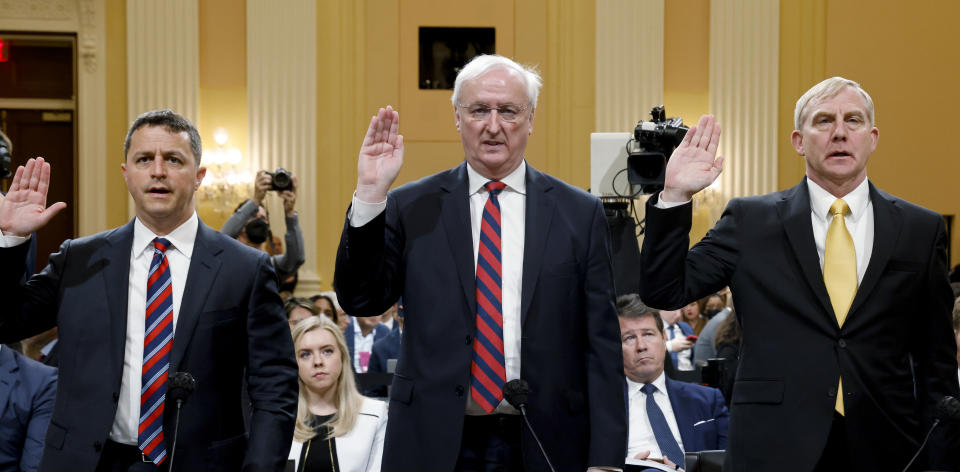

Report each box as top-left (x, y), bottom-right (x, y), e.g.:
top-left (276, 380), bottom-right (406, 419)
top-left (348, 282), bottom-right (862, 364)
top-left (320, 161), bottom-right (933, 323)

top-left (167, 372), bottom-right (197, 472)
top-left (503, 379), bottom-right (556, 472)
top-left (901, 396), bottom-right (960, 472)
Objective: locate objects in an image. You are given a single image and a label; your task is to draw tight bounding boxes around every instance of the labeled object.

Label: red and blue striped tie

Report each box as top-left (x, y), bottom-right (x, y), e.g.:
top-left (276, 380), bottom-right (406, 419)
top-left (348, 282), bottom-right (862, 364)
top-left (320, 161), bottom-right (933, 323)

top-left (471, 181), bottom-right (507, 413)
top-left (140, 237), bottom-right (173, 464)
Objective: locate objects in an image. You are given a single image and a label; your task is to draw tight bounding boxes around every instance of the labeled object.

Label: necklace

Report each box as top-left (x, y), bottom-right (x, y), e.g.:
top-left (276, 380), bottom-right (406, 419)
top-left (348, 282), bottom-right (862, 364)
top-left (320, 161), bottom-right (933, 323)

top-left (300, 436), bottom-right (336, 472)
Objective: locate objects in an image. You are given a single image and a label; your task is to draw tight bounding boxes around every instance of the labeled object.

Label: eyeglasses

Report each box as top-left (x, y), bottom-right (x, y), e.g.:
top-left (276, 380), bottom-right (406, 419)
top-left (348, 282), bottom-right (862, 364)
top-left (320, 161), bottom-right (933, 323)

top-left (457, 103), bottom-right (529, 123)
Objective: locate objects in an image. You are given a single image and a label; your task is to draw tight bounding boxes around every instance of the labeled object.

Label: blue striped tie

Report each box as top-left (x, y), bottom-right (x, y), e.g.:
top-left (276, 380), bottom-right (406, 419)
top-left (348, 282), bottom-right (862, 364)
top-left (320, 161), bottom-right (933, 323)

top-left (139, 237), bottom-right (173, 464)
top-left (470, 181), bottom-right (507, 413)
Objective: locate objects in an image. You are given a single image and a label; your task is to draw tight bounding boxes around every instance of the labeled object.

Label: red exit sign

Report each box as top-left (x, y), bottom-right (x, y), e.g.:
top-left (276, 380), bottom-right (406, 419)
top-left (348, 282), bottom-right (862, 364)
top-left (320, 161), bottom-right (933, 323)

top-left (0, 39), bottom-right (8, 62)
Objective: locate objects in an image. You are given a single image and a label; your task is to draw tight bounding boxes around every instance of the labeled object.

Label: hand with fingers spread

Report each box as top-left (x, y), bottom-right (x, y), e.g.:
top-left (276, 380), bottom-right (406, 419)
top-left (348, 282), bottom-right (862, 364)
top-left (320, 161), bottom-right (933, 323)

top-left (662, 114), bottom-right (724, 203)
top-left (0, 157), bottom-right (67, 237)
top-left (356, 106), bottom-right (404, 203)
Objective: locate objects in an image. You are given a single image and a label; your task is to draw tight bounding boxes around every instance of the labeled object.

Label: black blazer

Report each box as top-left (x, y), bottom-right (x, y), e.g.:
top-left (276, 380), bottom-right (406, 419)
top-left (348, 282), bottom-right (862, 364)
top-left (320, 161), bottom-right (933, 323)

top-left (335, 162), bottom-right (627, 471)
top-left (639, 179), bottom-right (960, 471)
top-left (0, 220), bottom-right (298, 472)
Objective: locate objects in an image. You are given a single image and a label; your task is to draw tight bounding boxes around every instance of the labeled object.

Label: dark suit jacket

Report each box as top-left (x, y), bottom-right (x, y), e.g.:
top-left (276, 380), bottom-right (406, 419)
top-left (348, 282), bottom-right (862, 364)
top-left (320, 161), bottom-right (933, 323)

top-left (344, 319), bottom-right (390, 373)
top-left (335, 162), bottom-right (627, 471)
top-left (663, 377), bottom-right (728, 452)
top-left (365, 328), bottom-right (402, 398)
top-left (0, 347), bottom-right (57, 472)
top-left (639, 179), bottom-right (960, 471)
top-left (0, 220), bottom-right (298, 472)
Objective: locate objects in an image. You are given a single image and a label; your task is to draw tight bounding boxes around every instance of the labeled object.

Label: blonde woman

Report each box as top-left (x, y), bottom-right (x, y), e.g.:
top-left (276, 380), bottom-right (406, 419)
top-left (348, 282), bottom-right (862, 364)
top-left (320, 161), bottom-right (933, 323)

top-left (289, 316), bottom-right (386, 471)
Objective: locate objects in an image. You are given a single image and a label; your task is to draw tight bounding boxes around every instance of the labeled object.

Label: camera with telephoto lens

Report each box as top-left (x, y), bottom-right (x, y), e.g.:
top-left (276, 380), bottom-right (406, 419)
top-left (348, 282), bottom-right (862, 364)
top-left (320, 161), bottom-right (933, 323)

top-left (266, 168), bottom-right (293, 191)
top-left (626, 105), bottom-right (689, 194)
top-left (0, 132), bottom-right (12, 180)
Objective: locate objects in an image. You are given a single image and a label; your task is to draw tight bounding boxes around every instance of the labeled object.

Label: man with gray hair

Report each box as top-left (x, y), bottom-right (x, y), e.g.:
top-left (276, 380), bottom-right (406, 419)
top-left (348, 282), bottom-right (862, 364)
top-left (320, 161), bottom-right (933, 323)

top-left (639, 77), bottom-right (959, 470)
top-left (335, 54), bottom-right (626, 471)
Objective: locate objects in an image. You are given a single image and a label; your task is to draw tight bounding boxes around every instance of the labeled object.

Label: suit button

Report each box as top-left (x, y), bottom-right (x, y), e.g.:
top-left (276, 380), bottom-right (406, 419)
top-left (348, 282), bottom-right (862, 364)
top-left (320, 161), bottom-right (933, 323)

top-left (93, 440), bottom-right (102, 452)
top-left (828, 387), bottom-right (837, 397)
top-left (465, 335), bottom-right (473, 345)
top-left (838, 339), bottom-right (847, 348)
top-left (455, 385), bottom-right (465, 397)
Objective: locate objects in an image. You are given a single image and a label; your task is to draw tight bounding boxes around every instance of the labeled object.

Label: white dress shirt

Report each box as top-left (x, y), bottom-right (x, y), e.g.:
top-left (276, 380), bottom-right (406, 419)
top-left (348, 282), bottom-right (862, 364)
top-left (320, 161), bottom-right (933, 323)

top-left (656, 177), bottom-right (874, 285)
top-left (353, 324), bottom-right (377, 373)
top-left (626, 372), bottom-right (685, 461)
top-left (349, 160), bottom-right (527, 415)
top-left (112, 214), bottom-right (198, 444)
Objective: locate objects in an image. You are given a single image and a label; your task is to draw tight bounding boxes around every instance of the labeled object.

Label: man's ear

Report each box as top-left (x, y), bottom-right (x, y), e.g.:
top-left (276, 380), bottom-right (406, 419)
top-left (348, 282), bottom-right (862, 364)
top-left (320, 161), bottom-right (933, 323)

top-left (790, 130), bottom-right (804, 155)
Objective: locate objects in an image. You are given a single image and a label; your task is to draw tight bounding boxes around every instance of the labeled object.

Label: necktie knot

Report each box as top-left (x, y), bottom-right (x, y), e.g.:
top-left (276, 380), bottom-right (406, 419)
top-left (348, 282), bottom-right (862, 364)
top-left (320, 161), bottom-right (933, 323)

top-left (641, 383), bottom-right (657, 395)
top-left (153, 237), bottom-right (171, 254)
top-left (829, 199), bottom-right (850, 218)
top-left (485, 181), bottom-right (506, 195)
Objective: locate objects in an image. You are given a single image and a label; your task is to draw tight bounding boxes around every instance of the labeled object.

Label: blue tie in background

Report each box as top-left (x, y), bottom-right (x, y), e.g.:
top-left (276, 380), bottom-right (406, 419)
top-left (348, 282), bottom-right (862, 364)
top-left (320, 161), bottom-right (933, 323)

top-left (640, 383), bottom-right (684, 466)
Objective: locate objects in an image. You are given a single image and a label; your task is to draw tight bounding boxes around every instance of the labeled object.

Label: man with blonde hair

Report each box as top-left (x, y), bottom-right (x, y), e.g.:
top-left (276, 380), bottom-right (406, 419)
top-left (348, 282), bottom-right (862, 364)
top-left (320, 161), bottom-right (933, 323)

top-left (639, 77), bottom-right (959, 470)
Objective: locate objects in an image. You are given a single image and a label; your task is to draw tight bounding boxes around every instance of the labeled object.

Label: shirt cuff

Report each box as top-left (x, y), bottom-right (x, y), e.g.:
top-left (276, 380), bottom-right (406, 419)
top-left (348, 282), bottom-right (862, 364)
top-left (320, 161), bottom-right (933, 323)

top-left (654, 191), bottom-right (690, 209)
top-left (348, 192), bottom-right (387, 227)
top-left (0, 229), bottom-right (30, 248)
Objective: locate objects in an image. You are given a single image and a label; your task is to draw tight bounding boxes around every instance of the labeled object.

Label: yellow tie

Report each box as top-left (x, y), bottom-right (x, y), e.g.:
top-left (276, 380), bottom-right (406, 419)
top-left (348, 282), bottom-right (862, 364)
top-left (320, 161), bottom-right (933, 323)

top-left (824, 198), bottom-right (857, 415)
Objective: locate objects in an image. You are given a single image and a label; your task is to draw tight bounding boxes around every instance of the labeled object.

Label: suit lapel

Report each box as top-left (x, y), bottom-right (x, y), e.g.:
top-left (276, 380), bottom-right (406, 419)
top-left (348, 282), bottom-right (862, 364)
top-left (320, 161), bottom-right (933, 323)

top-left (665, 378), bottom-right (695, 451)
top-left (439, 163), bottom-right (478, 327)
top-left (0, 347), bottom-right (17, 414)
top-left (103, 221), bottom-right (134, 379)
top-left (776, 180), bottom-right (834, 320)
top-left (847, 184), bottom-right (901, 319)
top-left (520, 165), bottom-right (555, 327)
top-left (170, 222), bottom-right (223, 370)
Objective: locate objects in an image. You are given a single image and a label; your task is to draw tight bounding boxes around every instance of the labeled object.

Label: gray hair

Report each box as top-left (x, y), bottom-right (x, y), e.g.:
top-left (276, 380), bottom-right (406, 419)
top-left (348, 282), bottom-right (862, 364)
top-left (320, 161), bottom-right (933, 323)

top-left (123, 109), bottom-right (203, 164)
top-left (451, 54), bottom-right (543, 108)
top-left (794, 77), bottom-right (875, 130)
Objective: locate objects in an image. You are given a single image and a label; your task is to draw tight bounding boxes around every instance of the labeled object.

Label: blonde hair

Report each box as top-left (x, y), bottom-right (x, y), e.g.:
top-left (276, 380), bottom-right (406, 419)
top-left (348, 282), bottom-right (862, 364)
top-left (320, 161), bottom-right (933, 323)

top-left (292, 315), bottom-right (364, 442)
top-left (794, 76), bottom-right (875, 130)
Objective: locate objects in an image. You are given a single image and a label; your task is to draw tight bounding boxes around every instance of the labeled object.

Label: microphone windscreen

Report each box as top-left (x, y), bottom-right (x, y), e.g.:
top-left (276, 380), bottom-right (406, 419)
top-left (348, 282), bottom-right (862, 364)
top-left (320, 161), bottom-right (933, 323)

top-left (168, 372), bottom-right (197, 403)
top-left (936, 395), bottom-right (960, 422)
top-left (503, 379), bottom-right (531, 410)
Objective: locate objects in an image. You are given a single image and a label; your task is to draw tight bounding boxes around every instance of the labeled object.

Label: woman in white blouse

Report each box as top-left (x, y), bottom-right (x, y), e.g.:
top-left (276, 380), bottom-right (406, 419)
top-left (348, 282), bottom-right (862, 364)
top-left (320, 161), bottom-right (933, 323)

top-left (289, 315), bottom-right (387, 472)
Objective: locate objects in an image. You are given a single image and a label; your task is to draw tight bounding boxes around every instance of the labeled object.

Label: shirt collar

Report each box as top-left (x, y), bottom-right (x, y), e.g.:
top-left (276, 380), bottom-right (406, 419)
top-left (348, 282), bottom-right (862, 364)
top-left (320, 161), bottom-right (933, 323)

top-left (132, 212), bottom-right (199, 260)
top-left (807, 177), bottom-right (870, 224)
top-left (626, 371), bottom-right (668, 397)
top-left (466, 159), bottom-right (527, 196)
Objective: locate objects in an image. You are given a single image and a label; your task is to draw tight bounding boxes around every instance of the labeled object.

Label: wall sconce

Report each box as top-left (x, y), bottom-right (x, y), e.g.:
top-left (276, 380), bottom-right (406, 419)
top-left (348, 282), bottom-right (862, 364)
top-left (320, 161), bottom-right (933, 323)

top-left (197, 127), bottom-right (253, 217)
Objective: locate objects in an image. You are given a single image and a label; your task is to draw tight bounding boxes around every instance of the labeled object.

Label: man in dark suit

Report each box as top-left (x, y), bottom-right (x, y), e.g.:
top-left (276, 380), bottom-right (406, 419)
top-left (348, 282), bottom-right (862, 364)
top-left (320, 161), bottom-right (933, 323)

top-left (0, 345), bottom-right (57, 472)
top-left (617, 294), bottom-right (727, 467)
top-left (0, 110), bottom-right (297, 471)
top-left (639, 78), bottom-right (959, 471)
top-left (335, 54), bottom-right (626, 471)
top-left (344, 314), bottom-right (390, 374)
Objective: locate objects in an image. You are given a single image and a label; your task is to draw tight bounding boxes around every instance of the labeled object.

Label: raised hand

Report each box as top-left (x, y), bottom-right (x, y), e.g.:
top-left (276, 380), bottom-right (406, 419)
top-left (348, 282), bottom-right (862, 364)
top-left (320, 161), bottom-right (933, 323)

top-left (356, 106), bottom-right (404, 203)
top-left (662, 114), bottom-right (723, 203)
top-left (0, 157), bottom-right (67, 237)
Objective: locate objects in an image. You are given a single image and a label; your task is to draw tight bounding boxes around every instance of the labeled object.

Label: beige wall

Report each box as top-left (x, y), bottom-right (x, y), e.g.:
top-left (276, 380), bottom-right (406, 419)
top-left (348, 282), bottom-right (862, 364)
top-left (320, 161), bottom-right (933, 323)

top-left (105, 0), bottom-right (129, 229)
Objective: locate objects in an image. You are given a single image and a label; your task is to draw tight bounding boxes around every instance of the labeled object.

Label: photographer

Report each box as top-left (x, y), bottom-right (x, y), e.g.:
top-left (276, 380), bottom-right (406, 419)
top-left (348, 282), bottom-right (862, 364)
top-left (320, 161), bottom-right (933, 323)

top-left (222, 168), bottom-right (305, 285)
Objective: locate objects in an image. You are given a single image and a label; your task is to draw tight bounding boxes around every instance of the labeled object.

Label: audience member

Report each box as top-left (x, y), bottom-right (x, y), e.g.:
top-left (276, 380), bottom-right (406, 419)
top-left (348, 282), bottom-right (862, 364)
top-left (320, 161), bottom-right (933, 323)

top-left (700, 293), bottom-right (726, 319)
top-left (286, 297), bottom-right (320, 332)
top-left (288, 316), bottom-right (386, 472)
top-left (661, 308), bottom-right (695, 371)
top-left (713, 310), bottom-right (741, 407)
top-left (310, 294), bottom-right (339, 325)
top-left (378, 303), bottom-right (399, 331)
top-left (222, 169), bottom-right (306, 283)
top-left (0, 344), bottom-right (57, 472)
top-left (344, 313), bottom-right (389, 374)
top-left (366, 305), bottom-right (405, 398)
top-left (692, 304), bottom-right (732, 365)
top-left (617, 294), bottom-right (728, 467)
top-left (680, 300), bottom-right (707, 335)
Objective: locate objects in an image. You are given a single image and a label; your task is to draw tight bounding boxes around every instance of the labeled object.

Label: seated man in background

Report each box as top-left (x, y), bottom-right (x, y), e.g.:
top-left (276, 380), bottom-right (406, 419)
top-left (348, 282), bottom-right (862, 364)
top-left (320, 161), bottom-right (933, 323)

top-left (344, 309), bottom-right (389, 374)
top-left (618, 294), bottom-right (728, 467)
top-left (0, 344), bottom-right (57, 472)
top-left (366, 303), bottom-right (404, 397)
top-left (660, 308), bottom-right (695, 371)
top-left (222, 169), bottom-right (305, 283)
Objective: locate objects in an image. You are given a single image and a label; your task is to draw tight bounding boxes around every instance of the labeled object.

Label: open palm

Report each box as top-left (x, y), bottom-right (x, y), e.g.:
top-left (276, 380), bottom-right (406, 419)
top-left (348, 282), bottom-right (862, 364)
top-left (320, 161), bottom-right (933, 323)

top-left (0, 157), bottom-right (66, 237)
top-left (356, 106), bottom-right (404, 203)
top-left (662, 114), bottom-right (724, 202)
